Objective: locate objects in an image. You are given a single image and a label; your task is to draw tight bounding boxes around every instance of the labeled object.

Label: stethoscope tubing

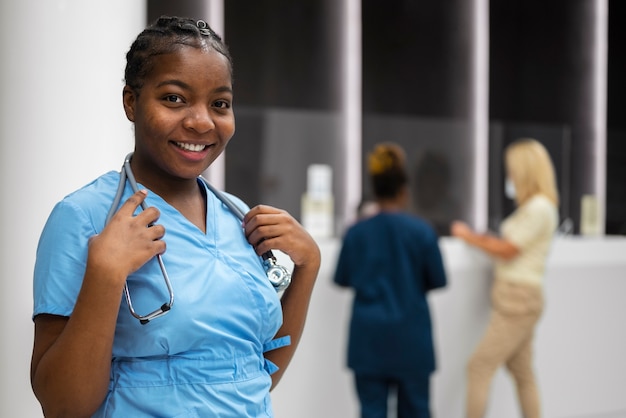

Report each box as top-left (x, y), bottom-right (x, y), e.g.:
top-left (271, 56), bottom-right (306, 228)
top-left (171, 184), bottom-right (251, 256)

top-left (106, 153), bottom-right (174, 324)
top-left (106, 152), bottom-right (291, 324)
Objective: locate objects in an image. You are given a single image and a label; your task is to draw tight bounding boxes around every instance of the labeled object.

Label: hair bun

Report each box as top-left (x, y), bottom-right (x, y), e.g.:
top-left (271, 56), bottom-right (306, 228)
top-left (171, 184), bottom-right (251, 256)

top-left (367, 143), bottom-right (405, 175)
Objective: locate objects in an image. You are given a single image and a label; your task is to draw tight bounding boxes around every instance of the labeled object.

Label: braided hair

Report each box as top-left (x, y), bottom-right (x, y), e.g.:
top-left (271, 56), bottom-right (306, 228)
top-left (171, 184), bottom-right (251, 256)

top-left (124, 16), bottom-right (233, 92)
top-left (367, 142), bottom-right (408, 199)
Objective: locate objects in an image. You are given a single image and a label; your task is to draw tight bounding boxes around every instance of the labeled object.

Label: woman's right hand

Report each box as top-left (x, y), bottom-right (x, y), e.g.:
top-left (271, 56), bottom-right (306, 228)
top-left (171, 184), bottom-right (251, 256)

top-left (88, 190), bottom-right (166, 284)
top-left (31, 190), bottom-right (167, 417)
top-left (450, 220), bottom-right (472, 239)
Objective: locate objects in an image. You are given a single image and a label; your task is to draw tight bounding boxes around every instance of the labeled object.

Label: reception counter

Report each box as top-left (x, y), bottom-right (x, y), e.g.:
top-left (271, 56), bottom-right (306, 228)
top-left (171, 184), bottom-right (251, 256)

top-left (271, 236), bottom-right (626, 418)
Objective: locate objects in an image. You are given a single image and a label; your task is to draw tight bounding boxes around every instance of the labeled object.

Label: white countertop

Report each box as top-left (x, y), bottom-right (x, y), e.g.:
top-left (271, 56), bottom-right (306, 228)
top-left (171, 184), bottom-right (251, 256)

top-left (271, 236), bottom-right (626, 418)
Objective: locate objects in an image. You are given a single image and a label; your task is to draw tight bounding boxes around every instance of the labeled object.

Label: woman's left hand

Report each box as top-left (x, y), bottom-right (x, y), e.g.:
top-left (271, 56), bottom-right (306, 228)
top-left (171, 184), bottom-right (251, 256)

top-left (244, 205), bottom-right (320, 389)
top-left (243, 205), bottom-right (320, 269)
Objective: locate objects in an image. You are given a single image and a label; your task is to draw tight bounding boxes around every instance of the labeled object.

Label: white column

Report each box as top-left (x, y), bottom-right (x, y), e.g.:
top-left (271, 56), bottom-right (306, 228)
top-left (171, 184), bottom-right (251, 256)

top-left (201, 0), bottom-right (226, 190)
top-left (339, 0), bottom-right (362, 230)
top-left (592, 0), bottom-right (608, 234)
top-left (470, 0), bottom-right (490, 232)
top-left (0, 1), bottom-right (145, 416)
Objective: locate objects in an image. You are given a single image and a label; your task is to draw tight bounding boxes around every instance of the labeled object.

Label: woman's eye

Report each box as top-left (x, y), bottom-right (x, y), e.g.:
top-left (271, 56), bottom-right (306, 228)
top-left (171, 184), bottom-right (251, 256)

top-left (164, 95), bottom-right (183, 103)
top-left (214, 100), bottom-right (231, 109)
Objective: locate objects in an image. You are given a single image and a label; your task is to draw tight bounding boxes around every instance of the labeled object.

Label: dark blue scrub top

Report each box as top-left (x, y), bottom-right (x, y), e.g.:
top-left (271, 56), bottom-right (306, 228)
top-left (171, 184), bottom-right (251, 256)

top-left (333, 212), bottom-right (447, 377)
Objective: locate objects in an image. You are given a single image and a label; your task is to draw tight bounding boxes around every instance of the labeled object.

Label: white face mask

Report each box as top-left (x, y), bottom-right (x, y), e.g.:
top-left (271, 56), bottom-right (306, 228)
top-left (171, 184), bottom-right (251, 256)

top-left (505, 178), bottom-right (516, 200)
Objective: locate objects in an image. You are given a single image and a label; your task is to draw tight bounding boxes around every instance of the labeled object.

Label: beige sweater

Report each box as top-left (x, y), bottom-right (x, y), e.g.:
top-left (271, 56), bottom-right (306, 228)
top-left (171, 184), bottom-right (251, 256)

top-left (494, 194), bottom-right (558, 286)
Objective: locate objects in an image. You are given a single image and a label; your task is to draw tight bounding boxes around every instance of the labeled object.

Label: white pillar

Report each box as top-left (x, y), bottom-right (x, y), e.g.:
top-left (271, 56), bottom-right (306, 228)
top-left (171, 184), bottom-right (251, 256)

top-left (469, 0), bottom-right (490, 232)
top-left (339, 0), bottom-right (362, 230)
top-left (592, 0), bottom-right (608, 234)
top-left (201, 0), bottom-right (227, 189)
top-left (0, 1), bottom-right (145, 416)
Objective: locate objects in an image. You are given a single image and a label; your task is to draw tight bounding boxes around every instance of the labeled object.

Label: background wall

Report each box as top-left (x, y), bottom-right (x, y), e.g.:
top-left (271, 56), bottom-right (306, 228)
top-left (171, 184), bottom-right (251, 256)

top-left (0, 1), bottom-right (145, 416)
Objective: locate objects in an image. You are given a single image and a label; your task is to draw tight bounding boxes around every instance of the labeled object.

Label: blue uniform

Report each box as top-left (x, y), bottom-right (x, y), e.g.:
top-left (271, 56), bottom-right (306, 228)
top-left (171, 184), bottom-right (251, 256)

top-left (33, 171), bottom-right (287, 417)
top-left (333, 212), bottom-right (447, 417)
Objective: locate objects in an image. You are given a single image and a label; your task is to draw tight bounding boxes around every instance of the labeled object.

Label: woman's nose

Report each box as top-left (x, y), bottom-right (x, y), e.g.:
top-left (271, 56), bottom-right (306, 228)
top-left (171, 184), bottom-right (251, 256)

top-left (183, 105), bottom-right (215, 133)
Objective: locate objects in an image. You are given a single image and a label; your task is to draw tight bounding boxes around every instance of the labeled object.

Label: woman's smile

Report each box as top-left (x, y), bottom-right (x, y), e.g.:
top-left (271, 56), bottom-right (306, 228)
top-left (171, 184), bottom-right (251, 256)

top-left (170, 140), bottom-right (215, 163)
top-left (173, 141), bottom-right (208, 152)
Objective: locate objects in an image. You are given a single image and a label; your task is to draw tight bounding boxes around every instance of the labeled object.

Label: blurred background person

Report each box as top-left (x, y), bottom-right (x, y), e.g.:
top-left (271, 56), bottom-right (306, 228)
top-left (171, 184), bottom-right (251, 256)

top-left (333, 142), bottom-right (448, 418)
top-left (451, 138), bottom-right (559, 418)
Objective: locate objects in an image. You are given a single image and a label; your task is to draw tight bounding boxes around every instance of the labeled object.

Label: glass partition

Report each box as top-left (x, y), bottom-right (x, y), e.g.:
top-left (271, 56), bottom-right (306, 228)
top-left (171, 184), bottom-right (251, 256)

top-left (361, 0), bottom-right (474, 236)
top-left (224, 1), bottom-right (345, 236)
top-left (148, 0), bottom-right (623, 236)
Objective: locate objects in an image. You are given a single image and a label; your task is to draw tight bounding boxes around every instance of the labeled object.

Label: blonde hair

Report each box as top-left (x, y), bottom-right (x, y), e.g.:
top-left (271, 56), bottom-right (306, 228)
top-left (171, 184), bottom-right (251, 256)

top-left (505, 138), bottom-right (559, 206)
top-left (367, 142), bottom-right (408, 199)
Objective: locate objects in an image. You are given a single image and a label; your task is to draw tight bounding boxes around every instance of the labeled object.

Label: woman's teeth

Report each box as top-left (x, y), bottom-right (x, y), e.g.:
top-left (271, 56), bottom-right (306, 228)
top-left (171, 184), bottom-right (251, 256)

top-left (175, 142), bottom-right (207, 152)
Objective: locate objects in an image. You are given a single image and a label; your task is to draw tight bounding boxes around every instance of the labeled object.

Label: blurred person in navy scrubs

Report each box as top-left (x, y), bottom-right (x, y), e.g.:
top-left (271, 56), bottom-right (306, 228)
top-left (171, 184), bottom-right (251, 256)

top-left (333, 142), bottom-right (447, 418)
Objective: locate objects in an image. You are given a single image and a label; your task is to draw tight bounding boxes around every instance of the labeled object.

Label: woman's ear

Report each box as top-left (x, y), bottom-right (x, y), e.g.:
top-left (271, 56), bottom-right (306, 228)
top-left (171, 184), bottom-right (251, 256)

top-left (122, 86), bottom-right (136, 122)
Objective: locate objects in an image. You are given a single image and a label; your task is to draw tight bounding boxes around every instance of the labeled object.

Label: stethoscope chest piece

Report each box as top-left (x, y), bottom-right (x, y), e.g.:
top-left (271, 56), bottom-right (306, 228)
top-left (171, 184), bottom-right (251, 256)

top-left (263, 256), bottom-right (292, 292)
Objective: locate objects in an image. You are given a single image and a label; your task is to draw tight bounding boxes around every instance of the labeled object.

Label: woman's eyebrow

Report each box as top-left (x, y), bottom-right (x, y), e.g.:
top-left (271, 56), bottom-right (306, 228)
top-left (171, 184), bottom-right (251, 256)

top-left (156, 79), bottom-right (190, 89)
top-left (155, 80), bottom-right (232, 95)
top-left (213, 86), bottom-right (233, 95)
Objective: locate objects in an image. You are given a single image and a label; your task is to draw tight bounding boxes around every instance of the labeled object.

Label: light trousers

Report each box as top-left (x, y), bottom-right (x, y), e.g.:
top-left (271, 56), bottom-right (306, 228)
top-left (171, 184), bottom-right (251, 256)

top-left (466, 279), bottom-right (544, 418)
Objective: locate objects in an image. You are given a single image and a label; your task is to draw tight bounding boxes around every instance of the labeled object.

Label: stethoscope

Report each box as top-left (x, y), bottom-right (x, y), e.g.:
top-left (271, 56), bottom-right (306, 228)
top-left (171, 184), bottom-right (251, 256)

top-left (105, 152), bottom-right (292, 325)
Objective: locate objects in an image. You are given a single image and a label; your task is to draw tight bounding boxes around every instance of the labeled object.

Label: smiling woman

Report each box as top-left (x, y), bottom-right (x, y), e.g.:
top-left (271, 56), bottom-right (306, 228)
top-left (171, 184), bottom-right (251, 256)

top-left (29, 16), bottom-right (320, 418)
top-left (122, 45), bottom-right (236, 206)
